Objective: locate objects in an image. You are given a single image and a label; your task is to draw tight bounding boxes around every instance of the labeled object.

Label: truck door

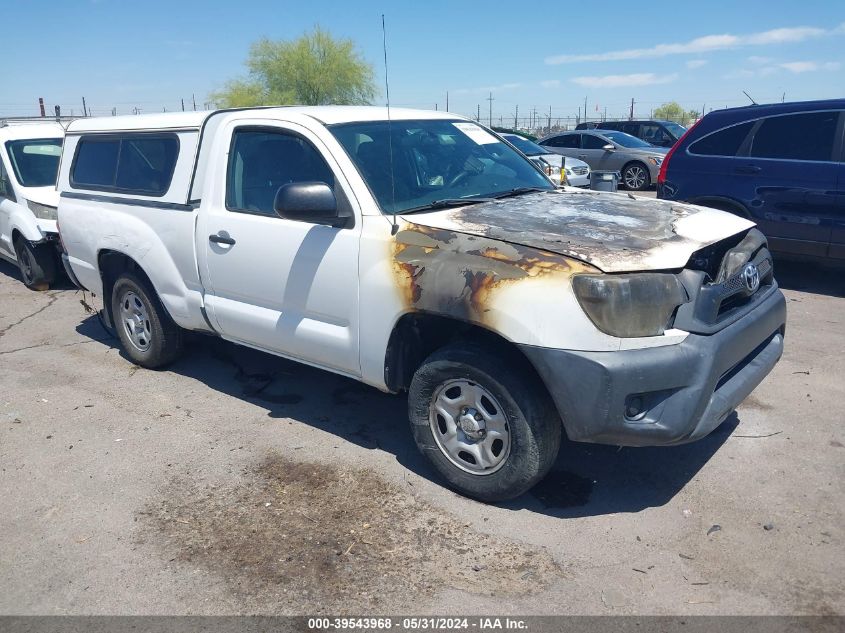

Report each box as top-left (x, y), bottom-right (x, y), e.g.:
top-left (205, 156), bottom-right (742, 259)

top-left (197, 120), bottom-right (361, 377)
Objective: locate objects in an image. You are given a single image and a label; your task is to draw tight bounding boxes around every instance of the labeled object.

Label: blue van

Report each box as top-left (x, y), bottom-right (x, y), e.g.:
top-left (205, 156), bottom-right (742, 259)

top-left (657, 99), bottom-right (845, 262)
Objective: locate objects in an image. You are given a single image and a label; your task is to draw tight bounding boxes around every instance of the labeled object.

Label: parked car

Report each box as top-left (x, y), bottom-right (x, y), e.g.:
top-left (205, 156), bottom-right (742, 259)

top-left (0, 120), bottom-right (64, 289)
top-left (500, 132), bottom-right (591, 186)
top-left (58, 107), bottom-right (785, 502)
top-left (657, 99), bottom-right (845, 263)
top-left (538, 130), bottom-right (668, 191)
top-left (577, 120), bottom-right (687, 148)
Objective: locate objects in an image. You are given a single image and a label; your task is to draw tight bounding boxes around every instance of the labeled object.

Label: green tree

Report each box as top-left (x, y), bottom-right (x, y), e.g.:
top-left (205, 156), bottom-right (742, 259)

top-left (211, 27), bottom-right (377, 107)
top-left (652, 102), bottom-right (700, 125)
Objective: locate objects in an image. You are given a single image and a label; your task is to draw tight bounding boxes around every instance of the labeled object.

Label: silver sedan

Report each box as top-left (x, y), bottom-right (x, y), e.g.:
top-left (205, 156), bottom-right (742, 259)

top-left (536, 129), bottom-right (668, 191)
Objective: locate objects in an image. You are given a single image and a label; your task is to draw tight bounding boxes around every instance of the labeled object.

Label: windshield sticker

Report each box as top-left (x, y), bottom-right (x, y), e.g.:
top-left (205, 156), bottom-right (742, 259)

top-left (452, 122), bottom-right (499, 145)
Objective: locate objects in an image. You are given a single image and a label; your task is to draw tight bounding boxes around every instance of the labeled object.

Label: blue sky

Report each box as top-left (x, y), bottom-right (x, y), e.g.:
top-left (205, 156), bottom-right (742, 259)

top-left (2, 0), bottom-right (844, 122)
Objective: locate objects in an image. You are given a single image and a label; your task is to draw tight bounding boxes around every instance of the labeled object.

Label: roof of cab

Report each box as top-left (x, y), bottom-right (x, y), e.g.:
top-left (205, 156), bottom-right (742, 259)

top-left (65, 106), bottom-right (465, 134)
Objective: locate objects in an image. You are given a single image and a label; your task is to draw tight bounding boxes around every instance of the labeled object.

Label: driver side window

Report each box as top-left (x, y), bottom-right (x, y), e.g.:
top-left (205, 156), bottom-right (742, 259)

top-left (0, 160), bottom-right (15, 201)
top-left (226, 128), bottom-right (335, 216)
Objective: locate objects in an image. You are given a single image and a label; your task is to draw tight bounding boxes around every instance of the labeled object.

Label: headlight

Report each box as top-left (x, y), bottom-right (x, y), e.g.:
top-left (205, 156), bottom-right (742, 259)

top-left (572, 273), bottom-right (688, 337)
top-left (647, 156), bottom-right (663, 167)
top-left (564, 168), bottom-right (572, 175)
top-left (27, 200), bottom-right (58, 221)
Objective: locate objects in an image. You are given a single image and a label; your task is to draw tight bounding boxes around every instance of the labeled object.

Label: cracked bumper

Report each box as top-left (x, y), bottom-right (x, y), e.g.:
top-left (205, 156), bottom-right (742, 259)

top-left (520, 287), bottom-right (786, 446)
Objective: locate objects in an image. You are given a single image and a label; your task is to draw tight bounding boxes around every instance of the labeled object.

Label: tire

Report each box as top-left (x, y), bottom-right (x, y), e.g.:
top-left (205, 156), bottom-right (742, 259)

top-left (111, 272), bottom-right (183, 368)
top-left (408, 343), bottom-right (561, 502)
top-left (622, 161), bottom-right (650, 191)
top-left (13, 236), bottom-right (56, 290)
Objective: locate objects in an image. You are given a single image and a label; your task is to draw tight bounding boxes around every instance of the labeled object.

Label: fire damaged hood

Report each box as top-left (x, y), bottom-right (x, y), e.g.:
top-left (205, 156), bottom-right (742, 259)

top-left (400, 189), bottom-right (755, 272)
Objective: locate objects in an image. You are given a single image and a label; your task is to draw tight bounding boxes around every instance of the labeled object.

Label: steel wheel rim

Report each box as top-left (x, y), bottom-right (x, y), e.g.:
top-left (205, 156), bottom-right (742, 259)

top-left (119, 290), bottom-right (152, 352)
top-left (429, 379), bottom-right (511, 475)
top-left (625, 166), bottom-right (646, 189)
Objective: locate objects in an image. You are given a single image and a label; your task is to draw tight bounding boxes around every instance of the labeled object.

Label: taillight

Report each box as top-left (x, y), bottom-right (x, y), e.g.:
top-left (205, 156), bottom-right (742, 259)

top-left (657, 118), bottom-right (702, 186)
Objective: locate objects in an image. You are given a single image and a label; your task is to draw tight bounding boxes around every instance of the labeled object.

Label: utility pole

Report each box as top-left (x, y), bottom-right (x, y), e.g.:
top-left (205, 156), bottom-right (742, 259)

top-left (38, 98), bottom-right (45, 117)
top-left (54, 105), bottom-right (61, 119)
top-left (192, 94), bottom-right (197, 111)
top-left (476, 104), bottom-right (480, 122)
top-left (111, 108), bottom-right (117, 116)
top-left (446, 91), bottom-right (449, 111)
top-left (435, 103), bottom-right (438, 111)
top-left (82, 96), bottom-right (88, 117)
top-left (486, 92), bottom-right (494, 127)
top-left (584, 96), bottom-right (588, 123)
top-left (782, 92), bottom-right (786, 103)
top-left (547, 106), bottom-right (552, 133)
top-left (514, 104), bottom-right (518, 129)
top-left (181, 98), bottom-right (185, 112)
top-left (629, 97), bottom-right (634, 120)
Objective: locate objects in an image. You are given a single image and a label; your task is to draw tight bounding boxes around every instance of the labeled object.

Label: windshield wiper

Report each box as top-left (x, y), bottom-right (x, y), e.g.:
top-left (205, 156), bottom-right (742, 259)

top-left (489, 187), bottom-right (548, 200)
top-left (400, 197), bottom-right (493, 214)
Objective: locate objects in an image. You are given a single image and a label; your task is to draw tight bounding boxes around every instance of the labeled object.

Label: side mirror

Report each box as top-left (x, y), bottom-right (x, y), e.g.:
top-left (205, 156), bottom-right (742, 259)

top-left (602, 144), bottom-right (615, 151)
top-left (274, 182), bottom-right (344, 227)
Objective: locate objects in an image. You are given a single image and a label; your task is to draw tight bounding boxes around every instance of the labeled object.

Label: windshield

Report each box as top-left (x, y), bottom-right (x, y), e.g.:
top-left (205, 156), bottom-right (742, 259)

top-left (601, 131), bottom-right (654, 149)
top-left (330, 120), bottom-right (553, 214)
top-left (5, 138), bottom-right (63, 187)
top-left (503, 134), bottom-right (548, 156)
top-left (663, 122), bottom-right (687, 139)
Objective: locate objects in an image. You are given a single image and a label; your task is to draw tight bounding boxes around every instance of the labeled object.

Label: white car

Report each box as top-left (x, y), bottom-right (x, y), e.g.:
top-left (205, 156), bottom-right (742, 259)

top-left (58, 107), bottom-right (785, 502)
top-left (500, 132), bottom-right (590, 186)
top-left (0, 120), bottom-right (64, 289)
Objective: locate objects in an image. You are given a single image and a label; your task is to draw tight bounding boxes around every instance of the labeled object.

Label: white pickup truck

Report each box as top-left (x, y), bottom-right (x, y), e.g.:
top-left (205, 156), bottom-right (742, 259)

top-left (57, 107), bottom-right (786, 501)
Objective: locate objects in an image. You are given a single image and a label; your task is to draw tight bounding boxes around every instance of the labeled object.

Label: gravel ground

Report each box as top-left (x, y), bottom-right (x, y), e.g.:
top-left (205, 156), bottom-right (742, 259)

top-left (0, 257), bottom-right (842, 616)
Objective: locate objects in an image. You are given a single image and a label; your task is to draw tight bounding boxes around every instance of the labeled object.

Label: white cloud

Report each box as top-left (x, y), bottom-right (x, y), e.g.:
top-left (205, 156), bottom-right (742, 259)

top-left (686, 59), bottom-right (708, 69)
top-left (540, 79), bottom-right (561, 88)
top-left (779, 60), bottom-right (841, 73)
top-left (747, 56), bottom-right (773, 65)
top-left (571, 73), bottom-right (678, 88)
top-left (545, 24), bottom-right (835, 64)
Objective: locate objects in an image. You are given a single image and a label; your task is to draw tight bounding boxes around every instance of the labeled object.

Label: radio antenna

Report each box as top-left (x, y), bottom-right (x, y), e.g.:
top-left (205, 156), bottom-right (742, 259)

top-left (742, 90), bottom-right (758, 105)
top-left (382, 14), bottom-right (399, 235)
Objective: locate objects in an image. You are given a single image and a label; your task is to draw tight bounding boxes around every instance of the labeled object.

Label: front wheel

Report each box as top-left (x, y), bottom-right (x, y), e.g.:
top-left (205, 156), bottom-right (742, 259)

top-left (622, 162), bottom-right (650, 191)
top-left (111, 273), bottom-right (183, 368)
top-left (408, 343), bottom-right (561, 502)
top-left (13, 237), bottom-right (56, 290)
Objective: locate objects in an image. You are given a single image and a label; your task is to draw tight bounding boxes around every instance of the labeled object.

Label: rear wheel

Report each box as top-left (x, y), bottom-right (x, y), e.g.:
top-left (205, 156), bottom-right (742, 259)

top-left (13, 236), bottom-right (56, 290)
top-left (111, 273), bottom-right (183, 368)
top-left (408, 343), bottom-right (561, 502)
top-left (622, 162), bottom-right (650, 191)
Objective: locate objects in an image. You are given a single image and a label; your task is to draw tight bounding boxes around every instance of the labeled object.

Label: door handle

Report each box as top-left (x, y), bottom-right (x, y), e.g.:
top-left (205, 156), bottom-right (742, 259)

top-left (734, 165), bottom-right (762, 175)
top-left (209, 233), bottom-right (236, 245)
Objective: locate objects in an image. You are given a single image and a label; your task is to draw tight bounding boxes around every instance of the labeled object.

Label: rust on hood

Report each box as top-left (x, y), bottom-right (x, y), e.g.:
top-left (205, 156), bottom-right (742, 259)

top-left (399, 189), bottom-right (755, 273)
top-left (391, 222), bottom-right (595, 328)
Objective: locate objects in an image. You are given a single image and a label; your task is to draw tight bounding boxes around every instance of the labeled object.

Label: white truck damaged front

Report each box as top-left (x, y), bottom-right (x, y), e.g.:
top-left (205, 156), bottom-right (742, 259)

top-left (387, 190), bottom-right (786, 447)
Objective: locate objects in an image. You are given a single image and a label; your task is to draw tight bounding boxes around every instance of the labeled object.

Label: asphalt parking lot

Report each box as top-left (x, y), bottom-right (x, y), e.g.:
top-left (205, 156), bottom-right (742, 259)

top-left (0, 257), bottom-right (843, 616)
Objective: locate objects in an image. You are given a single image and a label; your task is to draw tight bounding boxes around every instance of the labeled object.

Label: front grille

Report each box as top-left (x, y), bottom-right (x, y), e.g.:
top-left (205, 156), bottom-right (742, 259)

top-left (673, 229), bottom-right (775, 334)
top-left (571, 166), bottom-right (588, 175)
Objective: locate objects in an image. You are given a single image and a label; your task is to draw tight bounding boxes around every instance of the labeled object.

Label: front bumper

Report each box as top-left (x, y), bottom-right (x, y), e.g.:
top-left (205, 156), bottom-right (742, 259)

top-left (520, 287), bottom-right (786, 446)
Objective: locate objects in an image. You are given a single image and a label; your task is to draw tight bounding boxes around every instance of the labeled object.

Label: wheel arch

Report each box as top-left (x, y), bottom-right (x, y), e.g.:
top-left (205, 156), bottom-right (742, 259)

top-left (383, 310), bottom-right (553, 404)
top-left (97, 250), bottom-right (172, 330)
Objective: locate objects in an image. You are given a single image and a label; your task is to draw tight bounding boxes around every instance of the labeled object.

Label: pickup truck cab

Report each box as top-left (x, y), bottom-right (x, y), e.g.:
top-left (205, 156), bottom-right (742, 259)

top-left (58, 107), bottom-right (786, 501)
top-left (0, 120), bottom-right (64, 288)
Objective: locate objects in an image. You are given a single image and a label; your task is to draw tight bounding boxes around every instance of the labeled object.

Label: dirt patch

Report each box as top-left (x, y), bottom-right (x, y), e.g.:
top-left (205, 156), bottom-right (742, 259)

top-left (138, 453), bottom-right (561, 612)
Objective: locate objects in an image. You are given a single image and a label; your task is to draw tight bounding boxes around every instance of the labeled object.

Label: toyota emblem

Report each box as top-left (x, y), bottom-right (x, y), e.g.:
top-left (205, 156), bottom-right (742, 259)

top-left (742, 263), bottom-right (760, 294)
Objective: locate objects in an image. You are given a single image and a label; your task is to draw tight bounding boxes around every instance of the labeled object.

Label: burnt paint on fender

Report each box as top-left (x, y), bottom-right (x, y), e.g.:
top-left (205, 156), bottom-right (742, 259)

top-left (391, 222), bottom-right (594, 329)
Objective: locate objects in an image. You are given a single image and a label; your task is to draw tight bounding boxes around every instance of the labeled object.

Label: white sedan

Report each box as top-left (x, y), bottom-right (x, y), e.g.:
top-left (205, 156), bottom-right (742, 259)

top-left (500, 132), bottom-right (590, 187)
